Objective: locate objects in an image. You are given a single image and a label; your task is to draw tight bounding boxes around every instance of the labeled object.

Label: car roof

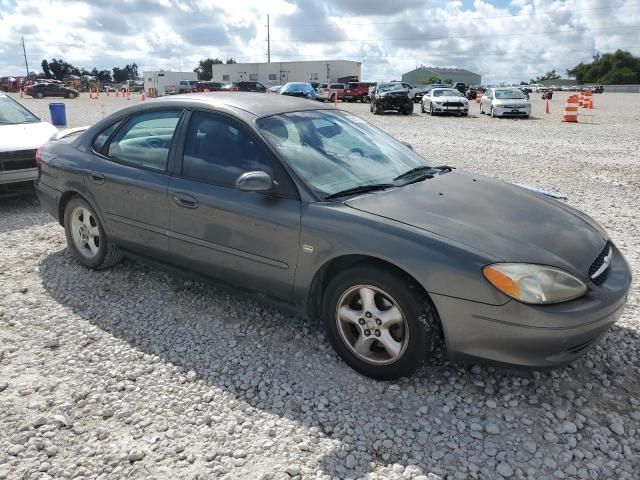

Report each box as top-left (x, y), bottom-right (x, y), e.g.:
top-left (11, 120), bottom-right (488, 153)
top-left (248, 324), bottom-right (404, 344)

top-left (148, 92), bottom-right (333, 117)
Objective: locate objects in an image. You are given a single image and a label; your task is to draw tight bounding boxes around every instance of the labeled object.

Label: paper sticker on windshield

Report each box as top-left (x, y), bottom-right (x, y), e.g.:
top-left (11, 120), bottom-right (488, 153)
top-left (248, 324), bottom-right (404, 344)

top-left (346, 115), bottom-right (366, 124)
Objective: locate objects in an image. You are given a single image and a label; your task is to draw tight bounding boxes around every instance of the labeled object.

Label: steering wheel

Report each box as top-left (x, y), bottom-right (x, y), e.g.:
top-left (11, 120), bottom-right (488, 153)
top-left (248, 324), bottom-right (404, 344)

top-left (146, 137), bottom-right (164, 148)
top-left (349, 147), bottom-right (365, 156)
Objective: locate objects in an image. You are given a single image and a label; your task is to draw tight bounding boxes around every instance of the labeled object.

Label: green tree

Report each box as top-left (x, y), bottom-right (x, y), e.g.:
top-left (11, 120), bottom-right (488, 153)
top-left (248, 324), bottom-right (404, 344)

top-left (193, 58), bottom-right (223, 80)
top-left (417, 74), bottom-right (441, 85)
top-left (568, 50), bottom-right (640, 84)
top-left (112, 63), bottom-right (140, 83)
top-left (529, 70), bottom-right (561, 84)
top-left (225, 58), bottom-right (237, 64)
top-left (41, 60), bottom-right (52, 79)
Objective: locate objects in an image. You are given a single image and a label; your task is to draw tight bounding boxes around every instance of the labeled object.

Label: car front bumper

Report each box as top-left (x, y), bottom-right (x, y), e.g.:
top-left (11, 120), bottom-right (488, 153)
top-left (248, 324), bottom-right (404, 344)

top-left (376, 96), bottom-right (413, 111)
top-left (493, 105), bottom-right (531, 117)
top-left (431, 244), bottom-right (632, 368)
top-left (431, 104), bottom-right (469, 114)
top-left (0, 167), bottom-right (37, 185)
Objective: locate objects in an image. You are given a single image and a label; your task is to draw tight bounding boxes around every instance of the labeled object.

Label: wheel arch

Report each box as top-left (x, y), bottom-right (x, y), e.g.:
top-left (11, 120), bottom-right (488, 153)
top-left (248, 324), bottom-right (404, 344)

top-left (58, 190), bottom-right (107, 232)
top-left (307, 254), bottom-right (443, 336)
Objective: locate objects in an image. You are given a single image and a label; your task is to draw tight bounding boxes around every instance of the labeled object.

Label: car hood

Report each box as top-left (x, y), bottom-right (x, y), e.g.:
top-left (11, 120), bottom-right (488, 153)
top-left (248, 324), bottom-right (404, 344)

top-left (345, 171), bottom-right (607, 278)
top-left (0, 121), bottom-right (58, 152)
top-left (431, 95), bottom-right (467, 102)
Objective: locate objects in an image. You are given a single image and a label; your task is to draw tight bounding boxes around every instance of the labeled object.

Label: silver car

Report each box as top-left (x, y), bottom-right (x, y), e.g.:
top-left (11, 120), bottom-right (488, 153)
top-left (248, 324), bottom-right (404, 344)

top-left (421, 88), bottom-right (469, 116)
top-left (480, 88), bottom-right (532, 118)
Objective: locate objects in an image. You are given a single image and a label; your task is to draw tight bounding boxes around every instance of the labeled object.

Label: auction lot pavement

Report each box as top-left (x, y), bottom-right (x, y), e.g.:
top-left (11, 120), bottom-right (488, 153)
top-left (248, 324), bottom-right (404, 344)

top-left (1, 92), bottom-right (639, 479)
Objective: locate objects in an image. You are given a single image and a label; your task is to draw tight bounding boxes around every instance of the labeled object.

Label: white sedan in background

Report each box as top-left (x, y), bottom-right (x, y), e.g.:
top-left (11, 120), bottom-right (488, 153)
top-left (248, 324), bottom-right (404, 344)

top-left (0, 93), bottom-right (58, 192)
top-left (480, 88), bottom-right (532, 118)
top-left (420, 88), bottom-right (469, 116)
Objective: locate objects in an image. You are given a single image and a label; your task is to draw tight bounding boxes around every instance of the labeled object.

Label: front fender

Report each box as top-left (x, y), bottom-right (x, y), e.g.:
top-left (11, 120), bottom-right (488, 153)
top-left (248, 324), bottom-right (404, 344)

top-left (294, 202), bottom-right (511, 309)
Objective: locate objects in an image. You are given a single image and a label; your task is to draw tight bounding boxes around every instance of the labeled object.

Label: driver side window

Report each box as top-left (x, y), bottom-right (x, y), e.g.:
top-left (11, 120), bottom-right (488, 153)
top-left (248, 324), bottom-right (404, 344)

top-left (107, 110), bottom-right (182, 172)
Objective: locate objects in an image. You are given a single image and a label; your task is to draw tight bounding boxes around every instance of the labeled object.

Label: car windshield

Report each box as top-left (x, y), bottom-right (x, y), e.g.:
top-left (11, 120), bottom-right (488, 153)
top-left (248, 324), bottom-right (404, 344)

top-left (494, 89), bottom-right (526, 99)
top-left (0, 95), bottom-right (39, 124)
top-left (256, 110), bottom-right (432, 198)
top-left (432, 89), bottom-right (462, 97)
top-left (378, 83), bottom-right (407, 93)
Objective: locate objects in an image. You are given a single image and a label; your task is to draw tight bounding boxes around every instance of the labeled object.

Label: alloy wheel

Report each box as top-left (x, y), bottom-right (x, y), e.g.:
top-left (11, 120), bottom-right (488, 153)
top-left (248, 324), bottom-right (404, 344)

top-left (70, 206), bottom-right (101, 259)
top-left (335, 285), bottom-right (409, 365)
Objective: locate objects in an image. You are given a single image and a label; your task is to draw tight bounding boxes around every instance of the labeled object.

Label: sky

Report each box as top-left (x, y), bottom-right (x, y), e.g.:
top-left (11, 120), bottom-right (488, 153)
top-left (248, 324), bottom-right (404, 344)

top-left (0, 0), bottom-right (639, 83)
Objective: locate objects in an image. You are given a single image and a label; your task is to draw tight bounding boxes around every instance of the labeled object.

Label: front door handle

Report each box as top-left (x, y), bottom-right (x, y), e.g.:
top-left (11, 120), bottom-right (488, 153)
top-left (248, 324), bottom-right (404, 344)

top-left (173, 192), bottom-right (198, 209)
top-left (87, 172), bottom-right (105, 184)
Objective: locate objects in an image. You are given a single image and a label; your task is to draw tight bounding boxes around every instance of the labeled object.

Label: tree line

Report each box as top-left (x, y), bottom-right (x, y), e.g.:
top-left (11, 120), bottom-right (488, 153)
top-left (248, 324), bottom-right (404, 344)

top-left (567, 50), bottom-right (640, 85)
top-left (40, 59), bottom-right (140, 84)
top-left (36, 57), bottom-right (238, 83)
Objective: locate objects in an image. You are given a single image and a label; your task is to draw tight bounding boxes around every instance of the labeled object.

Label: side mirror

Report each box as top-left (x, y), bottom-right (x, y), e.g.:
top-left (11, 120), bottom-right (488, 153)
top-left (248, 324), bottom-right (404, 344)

top-left (401, 141), bottom-right (414, 151)
top-left (235, 171), bottom-right (273, 192)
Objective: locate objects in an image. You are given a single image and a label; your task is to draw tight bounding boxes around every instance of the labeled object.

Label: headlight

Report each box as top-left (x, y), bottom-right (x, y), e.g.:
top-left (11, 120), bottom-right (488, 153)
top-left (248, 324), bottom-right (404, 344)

top-left (482, 264), bottom-right (587, 304)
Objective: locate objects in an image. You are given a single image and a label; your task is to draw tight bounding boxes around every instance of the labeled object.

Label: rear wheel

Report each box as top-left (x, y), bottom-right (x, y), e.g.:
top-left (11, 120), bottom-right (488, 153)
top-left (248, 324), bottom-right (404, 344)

top-left (64, 197), bottom-right (121, 270)
top-left (67, 92), bottom-right (76, 99)
top-left (322, 266), bottom-right (440, 380)
top-left (36, 92), bottom-right (44, 99)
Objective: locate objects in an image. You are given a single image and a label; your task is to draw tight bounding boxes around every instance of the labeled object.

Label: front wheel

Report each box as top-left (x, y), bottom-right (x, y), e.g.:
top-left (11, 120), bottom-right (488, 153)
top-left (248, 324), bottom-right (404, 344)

top-left (36, 92), bottom-right (44, 99)
top-left (64, 197), bottom-right (122, 270)
top-left (67, 92), bottom-right (76, 99)
top-left (420, 102), bottom-right (425, 113)
top-left (429, 103), bottom-right (435, 116)
top-left (322, 266), bottom-right (440, 380)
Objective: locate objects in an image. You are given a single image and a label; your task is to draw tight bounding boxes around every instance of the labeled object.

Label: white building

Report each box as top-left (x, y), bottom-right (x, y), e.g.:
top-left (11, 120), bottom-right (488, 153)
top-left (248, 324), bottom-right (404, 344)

top-left (211, 60), bottom-right (361, 85)
top-left (143, 71), bottom-right (198, 96)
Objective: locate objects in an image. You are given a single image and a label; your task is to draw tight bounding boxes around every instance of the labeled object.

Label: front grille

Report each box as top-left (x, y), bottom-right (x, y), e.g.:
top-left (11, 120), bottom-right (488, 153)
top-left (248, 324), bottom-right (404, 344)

top-left (0, 149), bottom-right (37, 171)
top-left (443, 102), bottom-right (463, 107)
top-left (589, 241), bottom-right (612, 286)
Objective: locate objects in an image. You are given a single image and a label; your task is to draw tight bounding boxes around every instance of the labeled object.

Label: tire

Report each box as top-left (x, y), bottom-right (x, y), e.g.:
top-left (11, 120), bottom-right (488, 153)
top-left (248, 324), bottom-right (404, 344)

top-left (479, 103), bottom-right (484, 114)
top-left (322, 265), bottom-right (440, 380)
top-left (373, 102), bottom-right (381, 115)
top-left (429, 103), bottom-right (435, 116)
top-left (63, 196), bottom-right (121, 270)
top-left (179, 89), bottom-right (185, 94)
top-left (491, 107), bottom-right (496, 118)
top-left (370, 102), bottom-right (374, 113)
top-left (36, 92), bottom-right (44, 99)
top-left (67, 92), bottom-right (76, 99)
top-left (420, 102), bottom-right (425, 113)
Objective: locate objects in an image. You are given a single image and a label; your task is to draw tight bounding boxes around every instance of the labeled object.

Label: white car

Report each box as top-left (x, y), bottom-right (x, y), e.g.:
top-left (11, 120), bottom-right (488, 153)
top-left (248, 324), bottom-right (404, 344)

top-left (421, 88), bottom-right (469, 116)
top-left (0, 93), bottom-right (58, 190)
top-left (480, 88), bottom-right (531, 118)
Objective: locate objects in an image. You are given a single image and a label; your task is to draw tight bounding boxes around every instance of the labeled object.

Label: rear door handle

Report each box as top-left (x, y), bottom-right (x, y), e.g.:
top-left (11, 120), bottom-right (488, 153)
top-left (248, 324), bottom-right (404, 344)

top-left (87, 172), bottom-right (105, 184)
top-left (173, 192), bottom-right (198, 209)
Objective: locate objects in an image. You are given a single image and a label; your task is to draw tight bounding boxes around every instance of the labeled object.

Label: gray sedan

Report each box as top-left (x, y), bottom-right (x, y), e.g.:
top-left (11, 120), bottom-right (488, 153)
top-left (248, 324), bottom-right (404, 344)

top-left (34, 94), bottom-right (631, 380)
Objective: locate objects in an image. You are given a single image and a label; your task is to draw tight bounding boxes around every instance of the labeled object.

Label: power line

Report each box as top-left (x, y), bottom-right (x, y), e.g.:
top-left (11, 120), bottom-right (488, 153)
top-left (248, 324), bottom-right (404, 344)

top-left (269, 25), bottom-right (640, 43)
top-left (275, 3), bottom-right (640, 28)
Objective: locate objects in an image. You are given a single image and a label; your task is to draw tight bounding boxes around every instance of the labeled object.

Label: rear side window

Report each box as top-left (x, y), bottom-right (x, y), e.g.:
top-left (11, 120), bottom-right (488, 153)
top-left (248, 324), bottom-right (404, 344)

top-left (93, 121), bottom-right (122, 153)
top-left (106, 110), bottom-right (182, 172)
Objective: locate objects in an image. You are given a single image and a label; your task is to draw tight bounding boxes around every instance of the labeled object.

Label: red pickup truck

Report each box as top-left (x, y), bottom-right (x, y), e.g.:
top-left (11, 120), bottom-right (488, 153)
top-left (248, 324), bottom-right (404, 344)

top-left (343, 82), bottom-right (377, 103)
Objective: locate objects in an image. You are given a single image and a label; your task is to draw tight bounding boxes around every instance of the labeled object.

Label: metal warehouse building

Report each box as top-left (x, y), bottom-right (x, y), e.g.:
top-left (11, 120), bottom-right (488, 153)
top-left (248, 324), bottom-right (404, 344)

top-left (211, 60), bottom-right (361, 86)
top-left (402, 66), bottom-right (481, 86)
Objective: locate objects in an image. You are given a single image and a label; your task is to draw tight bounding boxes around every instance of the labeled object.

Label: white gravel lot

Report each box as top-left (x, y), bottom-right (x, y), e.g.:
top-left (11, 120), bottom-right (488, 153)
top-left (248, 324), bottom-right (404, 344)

top-left (1, 92), bottom-right (639, 480)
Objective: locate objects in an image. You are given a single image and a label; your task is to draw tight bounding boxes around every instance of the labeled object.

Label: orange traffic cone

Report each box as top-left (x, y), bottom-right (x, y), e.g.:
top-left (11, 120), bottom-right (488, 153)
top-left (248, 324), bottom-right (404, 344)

top-left (141, 91), bottom-right (146, 101)
top-left (545, 99), bottom-right (550, 114)
top-left (19, 88), bottom-right (24, 98)
top-left (116, 89), bottom-right (120, 97)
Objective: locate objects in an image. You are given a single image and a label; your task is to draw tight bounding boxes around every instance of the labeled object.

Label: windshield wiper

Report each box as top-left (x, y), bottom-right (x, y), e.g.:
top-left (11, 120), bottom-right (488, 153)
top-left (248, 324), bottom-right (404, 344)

top-left (393, 165), bottom-right (437, 181)
top-left (324, 183), bottom-right (394, 200)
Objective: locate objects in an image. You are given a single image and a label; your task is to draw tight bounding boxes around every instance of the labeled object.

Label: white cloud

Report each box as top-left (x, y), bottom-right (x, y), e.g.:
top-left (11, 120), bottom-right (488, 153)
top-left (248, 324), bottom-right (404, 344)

top-left (0, 0), bottom-right (638, 83)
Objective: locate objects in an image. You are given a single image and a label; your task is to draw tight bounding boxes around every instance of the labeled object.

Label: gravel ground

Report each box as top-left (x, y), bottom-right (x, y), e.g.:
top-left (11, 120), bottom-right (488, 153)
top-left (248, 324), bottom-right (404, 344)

top-left (1, 92), bottom-right (639, 479)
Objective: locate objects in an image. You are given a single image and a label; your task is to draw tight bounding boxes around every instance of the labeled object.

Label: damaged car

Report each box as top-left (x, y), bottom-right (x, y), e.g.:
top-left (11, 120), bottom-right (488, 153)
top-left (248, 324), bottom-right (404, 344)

top-left (370, 82), bottom-right (414, 115)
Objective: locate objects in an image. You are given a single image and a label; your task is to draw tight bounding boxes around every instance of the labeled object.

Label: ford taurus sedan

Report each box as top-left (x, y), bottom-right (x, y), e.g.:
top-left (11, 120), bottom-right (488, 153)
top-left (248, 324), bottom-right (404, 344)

top-left (35, 93), bottom-right (631, 380)
top-left (480, 88), bottom-right (532, 118)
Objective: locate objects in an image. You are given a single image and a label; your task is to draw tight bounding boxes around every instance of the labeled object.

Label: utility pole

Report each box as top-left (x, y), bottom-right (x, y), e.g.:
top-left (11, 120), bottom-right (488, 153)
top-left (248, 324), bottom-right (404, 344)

top-left (21, 36), bottom-right (30, 78)
top-left (267, 14), bottom-right (270, 63)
